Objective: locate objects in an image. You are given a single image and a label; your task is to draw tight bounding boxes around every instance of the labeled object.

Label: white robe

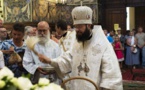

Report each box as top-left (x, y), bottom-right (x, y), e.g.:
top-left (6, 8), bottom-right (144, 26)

top-left (51, 25), bottom-right (123, 90)
top-left (59, 30), bottom-right (76, 53)
top-left (0, 51), bottom-right (4, 69)
top-left (23, 39), bottom-right (61, 82)
top-left (59, 30), bottom-right (76, 89)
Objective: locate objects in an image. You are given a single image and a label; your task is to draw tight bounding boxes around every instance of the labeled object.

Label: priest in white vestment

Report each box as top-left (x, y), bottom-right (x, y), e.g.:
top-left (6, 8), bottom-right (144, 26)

top-left (55, 20), bottom-right (76, 89)
top-left (38, 6), bottom-right (123, 90)
top-left (55, 20), bottom-right (76, 53)
top-left (23, 21), bottom-right (61, 84)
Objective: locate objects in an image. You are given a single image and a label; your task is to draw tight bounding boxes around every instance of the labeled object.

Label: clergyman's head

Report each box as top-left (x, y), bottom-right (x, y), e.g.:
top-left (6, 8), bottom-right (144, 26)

top-left (37, 21), bottom-right (50, 44)
top-left (71, 6), bottom-right (93, 42)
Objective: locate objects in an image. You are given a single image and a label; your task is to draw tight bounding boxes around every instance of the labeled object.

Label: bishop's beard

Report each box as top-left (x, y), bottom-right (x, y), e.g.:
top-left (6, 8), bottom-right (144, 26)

top-left (76, 26), bottom-right (91, 42)
top-left (38, 33), bottom-right (50, 45)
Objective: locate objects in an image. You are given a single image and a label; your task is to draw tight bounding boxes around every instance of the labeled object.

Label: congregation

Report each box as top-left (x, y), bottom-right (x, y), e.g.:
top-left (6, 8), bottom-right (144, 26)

top-left (103, 26), bottom-right (145, 70)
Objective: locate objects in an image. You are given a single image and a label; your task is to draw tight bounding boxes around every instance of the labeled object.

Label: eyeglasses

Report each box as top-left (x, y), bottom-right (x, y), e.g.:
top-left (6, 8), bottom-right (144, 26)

top-left (38, 29), bottom-right (48, 33)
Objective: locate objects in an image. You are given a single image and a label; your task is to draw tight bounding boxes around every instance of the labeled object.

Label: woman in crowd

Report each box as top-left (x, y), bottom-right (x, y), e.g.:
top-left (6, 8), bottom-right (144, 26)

top-left (125, 31), bottom-right (140, 68)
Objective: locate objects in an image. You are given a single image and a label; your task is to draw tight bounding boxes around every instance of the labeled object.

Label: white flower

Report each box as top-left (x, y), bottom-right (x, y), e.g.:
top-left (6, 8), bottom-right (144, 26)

top-left (0, 80), bottom-right (6, 89)
top-left (43, 83), bottom-right (64, 90)
top-left (31, 84), bottom-right (38, 90)
top-left (30, 78), bottom-right (63, 90)
top-left (0, 67), bottom-right (14, 80)
top-left (10, 77), bottom-right (18, 87)
top-left (38, 78), bottom-right (50, 86)
top-left (34, 87), bottom-right (46, 90)
top-left (17, 77), bottom-right (33, 90)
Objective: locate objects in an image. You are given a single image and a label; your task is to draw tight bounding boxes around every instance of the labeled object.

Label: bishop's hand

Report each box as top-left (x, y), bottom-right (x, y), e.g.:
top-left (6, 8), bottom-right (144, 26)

top-left (38, 54), bottom-right (51, 64)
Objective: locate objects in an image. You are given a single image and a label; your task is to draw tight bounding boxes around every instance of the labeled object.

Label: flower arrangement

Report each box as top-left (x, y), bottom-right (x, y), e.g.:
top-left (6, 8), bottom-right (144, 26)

top-left (0, 67), bottom-right (63, 90)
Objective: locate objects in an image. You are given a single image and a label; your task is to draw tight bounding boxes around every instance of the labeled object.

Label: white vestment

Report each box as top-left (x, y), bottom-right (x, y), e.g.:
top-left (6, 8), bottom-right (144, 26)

top-left (0, 51), bottom-right (4, 69)
top-left (59, 30), bottom-right (76, 89)
top-left (23, 39), bottom-right (61, 83)
top-left (59, 30), bottom-right (76, 53)
top-left (51, 25), bottom-right (123, 90)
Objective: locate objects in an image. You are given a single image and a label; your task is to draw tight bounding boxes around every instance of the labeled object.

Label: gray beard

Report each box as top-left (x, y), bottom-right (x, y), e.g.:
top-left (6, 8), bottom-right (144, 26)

top-left (38, 34), bottom-right (50, 45)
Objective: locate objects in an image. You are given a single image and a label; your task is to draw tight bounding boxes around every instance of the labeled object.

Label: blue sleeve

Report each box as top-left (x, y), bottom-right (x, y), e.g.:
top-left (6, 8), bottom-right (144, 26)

top-left (0, 41), bottom-right (9, 50)
top-left (107, 36), bottom-right (111, 43)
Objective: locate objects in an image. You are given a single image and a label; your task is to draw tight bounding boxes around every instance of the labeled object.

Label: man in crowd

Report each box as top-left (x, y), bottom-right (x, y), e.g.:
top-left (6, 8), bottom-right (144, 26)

top-left (103, 29), bottom-right (111, 41)
top-left (107, 30), bottom-right (115, 44)
top-left (24, 26), bottom-right (36, 40)
top-left (32, 26), bottom-right (37, 36)
top-left (103, 29), bottom-right (108, 37)
top-left (55, 20), bottom-right (76, 53)
top-left (23, 21), bottom-right (61, 84)
top-left (0, 23), bottom-right (27, 77)
top-left (67, 24), bottom-right (73, 32)
top-left (0, 26), bottom-right (8, 48)
top-left (38, 6), bottom-right (123, 90)
top-left (135, 26), bottom-right (145, 67)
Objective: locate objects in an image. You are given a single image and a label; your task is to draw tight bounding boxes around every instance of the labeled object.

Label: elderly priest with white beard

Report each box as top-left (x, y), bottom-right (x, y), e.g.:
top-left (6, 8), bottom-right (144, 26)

top-left (23, 21), bottom-right (61, 84)
top-left (38, 6), bottom-right (123, 90)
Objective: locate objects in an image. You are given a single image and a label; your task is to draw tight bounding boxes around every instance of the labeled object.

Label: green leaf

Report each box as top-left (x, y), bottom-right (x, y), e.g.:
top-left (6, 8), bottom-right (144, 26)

top-left (22, 73), bottom-right (31, 79)
top-left (3, 84), bottom-right (17, 90)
